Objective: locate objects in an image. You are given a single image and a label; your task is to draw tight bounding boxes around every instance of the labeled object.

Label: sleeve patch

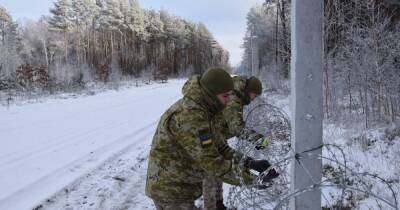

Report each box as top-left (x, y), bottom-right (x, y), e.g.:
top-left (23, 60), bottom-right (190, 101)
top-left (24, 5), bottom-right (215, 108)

top-left (198, 129), bottom-right (213, 147)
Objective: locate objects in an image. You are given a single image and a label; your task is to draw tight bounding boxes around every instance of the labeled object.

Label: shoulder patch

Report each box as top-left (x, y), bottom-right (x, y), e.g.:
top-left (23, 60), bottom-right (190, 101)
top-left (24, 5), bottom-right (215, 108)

top-left (198, 129), bottom-right (213, 148)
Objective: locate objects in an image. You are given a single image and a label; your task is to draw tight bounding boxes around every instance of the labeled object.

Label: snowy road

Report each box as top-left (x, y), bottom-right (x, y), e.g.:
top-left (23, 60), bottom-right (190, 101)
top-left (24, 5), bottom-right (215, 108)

top-left (0, 80), bottom-right (185, 210)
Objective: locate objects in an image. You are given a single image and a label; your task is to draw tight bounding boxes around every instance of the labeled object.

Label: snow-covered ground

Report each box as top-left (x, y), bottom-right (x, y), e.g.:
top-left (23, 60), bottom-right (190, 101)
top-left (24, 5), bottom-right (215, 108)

top-left (0, 80), bottom-right (185, 210)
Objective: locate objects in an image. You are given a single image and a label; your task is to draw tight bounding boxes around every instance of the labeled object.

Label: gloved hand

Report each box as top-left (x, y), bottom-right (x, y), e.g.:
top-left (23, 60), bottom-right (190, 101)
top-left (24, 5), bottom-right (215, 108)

top-left (255, 137), bottom-right (270, 150)
top-left (255, 168), bottom-right (280, 190)
top-left (262, 168), bottom-right (279, 182)
top-left (249, 160), bottom-right (279, 190)
top-left (248, 159), bottom-right (271, 173)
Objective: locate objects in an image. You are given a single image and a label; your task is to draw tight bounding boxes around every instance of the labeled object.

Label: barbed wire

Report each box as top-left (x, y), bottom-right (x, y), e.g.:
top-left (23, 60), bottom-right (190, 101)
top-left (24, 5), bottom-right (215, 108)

top-left (226, 100), bottom-right (400, 210)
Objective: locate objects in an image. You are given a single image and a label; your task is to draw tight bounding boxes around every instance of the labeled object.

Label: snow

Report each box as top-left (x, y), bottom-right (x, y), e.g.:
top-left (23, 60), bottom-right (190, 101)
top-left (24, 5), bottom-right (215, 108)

top-left (0, 80), bottom-right (185, 210)
top-left (1, 80), bottom-right (399, 210)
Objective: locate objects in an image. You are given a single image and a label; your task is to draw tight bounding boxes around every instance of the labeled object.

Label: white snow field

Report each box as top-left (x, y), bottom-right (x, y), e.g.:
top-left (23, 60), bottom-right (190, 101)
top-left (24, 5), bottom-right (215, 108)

top-left (0, 80), bottom-right (185, 210)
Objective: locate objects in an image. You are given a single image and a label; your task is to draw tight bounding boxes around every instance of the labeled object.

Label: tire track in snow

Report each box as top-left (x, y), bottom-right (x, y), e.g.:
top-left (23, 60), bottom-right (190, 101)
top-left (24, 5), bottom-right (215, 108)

top-left (39, 128), bottom-right (155, 210)
top-left (0, 82), bottom-right (174, 163)
top-left (0, 91), bottom-right (178, 168)
top-left (0, 121), bottom-right (157, 210)
top-left (0, 116), bottom-right (151, 169)
top-left (0, 94), bottom-right (152, 162)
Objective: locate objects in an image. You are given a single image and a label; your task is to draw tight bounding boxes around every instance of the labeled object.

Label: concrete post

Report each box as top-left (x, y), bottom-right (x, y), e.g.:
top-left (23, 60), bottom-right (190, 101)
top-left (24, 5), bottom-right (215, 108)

top-left (290, 0), bottom-right (323, 210)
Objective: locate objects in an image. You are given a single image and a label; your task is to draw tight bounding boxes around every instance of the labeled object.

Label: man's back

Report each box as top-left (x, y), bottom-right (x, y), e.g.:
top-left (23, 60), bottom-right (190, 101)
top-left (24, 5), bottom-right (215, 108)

top-left (145, 75), bottom-right (238, 202)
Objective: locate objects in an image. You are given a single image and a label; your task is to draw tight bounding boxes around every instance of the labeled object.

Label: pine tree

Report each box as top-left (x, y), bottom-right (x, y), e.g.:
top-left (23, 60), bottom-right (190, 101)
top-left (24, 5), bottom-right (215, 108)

top-left (0, 6), bottom-right (21, 81)
top-left (49, 0), bottom-right (72, 62)
top-left (0, 6), bottom-right (12, 44)
top-left (71, 0), bottom-right (95, 64)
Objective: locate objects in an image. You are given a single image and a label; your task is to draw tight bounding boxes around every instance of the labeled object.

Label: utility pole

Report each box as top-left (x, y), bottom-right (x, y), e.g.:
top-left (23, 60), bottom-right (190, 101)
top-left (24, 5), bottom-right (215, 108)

top-left (290, 0), bottom-right (323, 210)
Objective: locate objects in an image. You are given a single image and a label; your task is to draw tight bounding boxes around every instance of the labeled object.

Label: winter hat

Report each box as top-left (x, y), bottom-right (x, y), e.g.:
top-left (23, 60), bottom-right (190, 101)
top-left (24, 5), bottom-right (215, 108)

top-left (200, 68), bottom-right (234, 95)
top-left (245, 76), bottom-right (263, 95)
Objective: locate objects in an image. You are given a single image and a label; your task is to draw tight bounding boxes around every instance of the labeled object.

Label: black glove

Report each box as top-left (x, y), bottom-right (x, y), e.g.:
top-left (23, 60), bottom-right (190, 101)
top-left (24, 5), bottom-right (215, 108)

top-left (256, 167), bottom-right (280, 190)
top-left (255, 145), bottom-right (265, 150)
top-left (249, 159), bottom-right (271, 173)
top-left (262, 168), bottom-right (279, 182)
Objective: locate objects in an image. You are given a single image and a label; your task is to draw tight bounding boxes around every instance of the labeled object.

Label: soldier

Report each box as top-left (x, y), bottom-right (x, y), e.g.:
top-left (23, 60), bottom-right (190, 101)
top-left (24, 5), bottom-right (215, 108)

top-left (225, 75), bottom-right (268, 144)
top-left (203, 75), bottom-right (275, 210)
top-left (145, 68), bottom-right (278, 210)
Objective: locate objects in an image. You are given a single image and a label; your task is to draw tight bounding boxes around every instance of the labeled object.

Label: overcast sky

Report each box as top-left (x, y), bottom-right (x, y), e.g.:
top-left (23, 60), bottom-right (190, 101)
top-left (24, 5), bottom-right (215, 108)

top-left (0, 0), bottom-right (264, 66)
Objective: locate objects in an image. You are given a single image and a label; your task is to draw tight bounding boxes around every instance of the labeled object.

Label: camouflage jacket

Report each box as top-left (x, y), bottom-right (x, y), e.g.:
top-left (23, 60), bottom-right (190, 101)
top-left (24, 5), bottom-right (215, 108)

top-left (220, 76), bottom-right (264, 141)
top-left (145, 76), bottom-right (252, 203)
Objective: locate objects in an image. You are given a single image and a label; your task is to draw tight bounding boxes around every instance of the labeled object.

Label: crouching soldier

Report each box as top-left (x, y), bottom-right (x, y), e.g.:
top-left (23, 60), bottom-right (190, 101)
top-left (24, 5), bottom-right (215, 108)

top-left (145, 68), bottom-right (277, 210)
top-left (225, 75), bottom-right (270, 147)
top-left (203, 75), bottom-right (278, 210)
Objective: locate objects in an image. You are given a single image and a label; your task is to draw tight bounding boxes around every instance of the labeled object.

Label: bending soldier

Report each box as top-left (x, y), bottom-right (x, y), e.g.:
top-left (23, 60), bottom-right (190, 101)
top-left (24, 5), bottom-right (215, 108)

top-left (145, 68), bottom-right (277, 210)
top-left (203, 75), bottom-right (278, 210)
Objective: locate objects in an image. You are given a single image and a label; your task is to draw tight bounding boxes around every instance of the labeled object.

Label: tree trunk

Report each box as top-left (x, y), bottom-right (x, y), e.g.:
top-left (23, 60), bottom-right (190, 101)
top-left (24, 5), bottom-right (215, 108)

top-left (64, 29), bottom-right (68, 63)
top-left (76, 25), bottom-right (81, 65)
top-left (364, 72), bottom-right (369, 128)
top-left (347, 69), bottom-right (353, 112)
top-left (279, 0), bottom-right (290, 78)
top-left (324, 54), bottom-right (331, 119)
top-left (42, 38), bottom-right (49, 67)
top-left (275, 1), bottom-right (279, 66)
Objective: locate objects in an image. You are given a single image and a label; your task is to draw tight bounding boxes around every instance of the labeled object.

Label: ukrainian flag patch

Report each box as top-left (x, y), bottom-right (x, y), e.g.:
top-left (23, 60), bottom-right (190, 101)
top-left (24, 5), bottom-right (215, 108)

top-left (198, 129), bottom-right (213, 148)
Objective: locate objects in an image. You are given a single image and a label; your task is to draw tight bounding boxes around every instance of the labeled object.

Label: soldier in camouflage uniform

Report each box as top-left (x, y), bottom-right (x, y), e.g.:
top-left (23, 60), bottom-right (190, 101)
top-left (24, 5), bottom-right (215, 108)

top-left (145, 68), bottom-right (276, 210)
top-left (202, 75), bottom-right (276, 210)
top-left (222, 76), bottom-right (266, 142)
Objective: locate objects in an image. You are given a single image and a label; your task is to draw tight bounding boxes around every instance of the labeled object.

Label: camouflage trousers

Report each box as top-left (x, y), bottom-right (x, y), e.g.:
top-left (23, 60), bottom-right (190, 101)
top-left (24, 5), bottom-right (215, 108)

top-left (153, 200), bottom-right (199, 210)
top-left (202, 175), bottom-right (224, 210)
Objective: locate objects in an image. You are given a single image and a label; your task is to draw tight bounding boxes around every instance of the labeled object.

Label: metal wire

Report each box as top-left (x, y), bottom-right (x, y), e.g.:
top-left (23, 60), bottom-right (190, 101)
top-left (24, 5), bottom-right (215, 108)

top-left (226, 100), bottom-right (400, 210)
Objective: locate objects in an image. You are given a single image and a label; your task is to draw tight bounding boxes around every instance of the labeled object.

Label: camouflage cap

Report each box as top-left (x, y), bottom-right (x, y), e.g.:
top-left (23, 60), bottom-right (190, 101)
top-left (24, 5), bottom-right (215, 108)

top-left (200, 68), bottom-right (234, 95)
top-left (245, 76), bottom-right (262, 95)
